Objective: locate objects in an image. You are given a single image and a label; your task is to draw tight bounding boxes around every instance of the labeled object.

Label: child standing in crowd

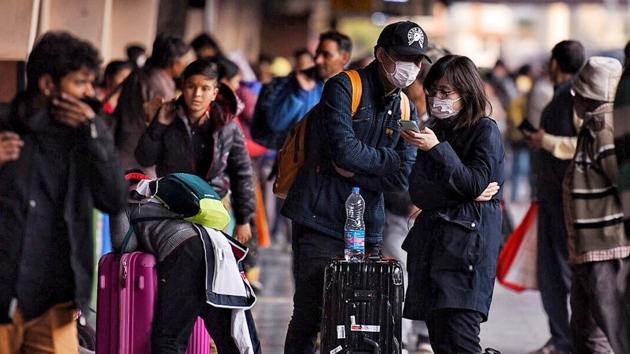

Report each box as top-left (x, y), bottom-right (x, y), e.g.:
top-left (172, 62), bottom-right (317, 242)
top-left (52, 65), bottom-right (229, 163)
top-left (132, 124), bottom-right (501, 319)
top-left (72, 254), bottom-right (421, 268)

top-left (135, 59), bottom-right (255, 244)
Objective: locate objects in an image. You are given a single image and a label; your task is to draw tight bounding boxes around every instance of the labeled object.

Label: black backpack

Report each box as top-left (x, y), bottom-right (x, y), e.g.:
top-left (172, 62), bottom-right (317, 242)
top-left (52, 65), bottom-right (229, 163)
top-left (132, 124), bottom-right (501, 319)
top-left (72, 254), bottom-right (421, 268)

top-left (250, 75), bottom-right (294, 149)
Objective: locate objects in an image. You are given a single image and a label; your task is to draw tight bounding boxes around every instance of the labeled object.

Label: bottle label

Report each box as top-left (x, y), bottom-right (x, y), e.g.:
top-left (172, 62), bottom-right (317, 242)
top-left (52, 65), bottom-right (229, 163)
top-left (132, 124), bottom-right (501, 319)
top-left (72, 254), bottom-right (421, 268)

top-left (344, 229), bottom-right (365, 251)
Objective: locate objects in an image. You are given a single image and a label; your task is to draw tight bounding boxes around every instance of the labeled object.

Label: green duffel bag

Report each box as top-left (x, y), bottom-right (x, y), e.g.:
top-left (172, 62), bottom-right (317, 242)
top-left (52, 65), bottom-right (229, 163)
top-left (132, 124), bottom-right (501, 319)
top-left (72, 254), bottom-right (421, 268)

top-left (154, 173), bottom-right (230, 230)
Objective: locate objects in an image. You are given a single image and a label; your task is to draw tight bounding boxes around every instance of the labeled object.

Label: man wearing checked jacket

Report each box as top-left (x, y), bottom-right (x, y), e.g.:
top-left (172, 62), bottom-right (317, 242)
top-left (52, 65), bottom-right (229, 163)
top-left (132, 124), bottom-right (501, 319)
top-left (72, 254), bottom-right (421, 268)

top-left (281, 21), bottom-right (429, 353)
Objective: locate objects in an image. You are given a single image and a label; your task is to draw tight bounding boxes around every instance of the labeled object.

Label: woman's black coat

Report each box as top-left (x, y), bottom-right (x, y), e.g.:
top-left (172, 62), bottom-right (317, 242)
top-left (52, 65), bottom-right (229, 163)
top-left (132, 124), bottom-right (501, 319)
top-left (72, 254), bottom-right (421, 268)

top-left (403, 117), bottom-right (505, 321)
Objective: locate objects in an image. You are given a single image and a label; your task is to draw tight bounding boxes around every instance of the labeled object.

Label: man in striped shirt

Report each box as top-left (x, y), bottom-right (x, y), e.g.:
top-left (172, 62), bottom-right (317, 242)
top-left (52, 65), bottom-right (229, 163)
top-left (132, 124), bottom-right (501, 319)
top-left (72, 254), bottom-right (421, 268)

top-left (565, 56), bottom-right (629, 353)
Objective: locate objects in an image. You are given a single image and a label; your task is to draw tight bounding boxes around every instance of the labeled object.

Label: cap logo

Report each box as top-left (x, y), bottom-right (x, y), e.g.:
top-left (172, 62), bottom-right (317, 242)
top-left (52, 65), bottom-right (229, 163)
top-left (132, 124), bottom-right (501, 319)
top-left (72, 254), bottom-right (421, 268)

top-left (408, 27), bottom-right (424, 47)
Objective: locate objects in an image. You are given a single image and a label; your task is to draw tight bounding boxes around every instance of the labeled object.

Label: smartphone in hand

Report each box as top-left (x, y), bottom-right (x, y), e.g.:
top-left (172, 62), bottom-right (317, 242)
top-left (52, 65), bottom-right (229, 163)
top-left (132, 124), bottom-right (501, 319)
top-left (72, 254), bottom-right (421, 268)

top-left (399, 120), bottom-right (421, 132)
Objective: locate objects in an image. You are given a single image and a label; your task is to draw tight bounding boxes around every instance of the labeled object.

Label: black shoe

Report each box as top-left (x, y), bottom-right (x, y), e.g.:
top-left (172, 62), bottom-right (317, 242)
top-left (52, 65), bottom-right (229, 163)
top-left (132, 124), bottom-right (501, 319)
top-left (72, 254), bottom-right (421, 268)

top-left (484, 348), bottom-right (501, 354)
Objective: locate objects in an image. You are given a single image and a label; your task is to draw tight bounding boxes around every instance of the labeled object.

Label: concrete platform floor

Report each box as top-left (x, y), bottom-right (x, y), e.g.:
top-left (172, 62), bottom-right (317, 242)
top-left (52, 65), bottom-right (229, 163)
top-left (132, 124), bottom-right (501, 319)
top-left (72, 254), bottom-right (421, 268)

top-left (251, 227), bottom-right (551, 354)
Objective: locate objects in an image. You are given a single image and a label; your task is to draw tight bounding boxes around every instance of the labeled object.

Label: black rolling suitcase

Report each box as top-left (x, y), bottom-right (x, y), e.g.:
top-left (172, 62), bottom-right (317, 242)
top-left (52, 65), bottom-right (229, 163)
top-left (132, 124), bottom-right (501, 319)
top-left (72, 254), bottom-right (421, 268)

top-left (320, 259), bottom-right (404, 354)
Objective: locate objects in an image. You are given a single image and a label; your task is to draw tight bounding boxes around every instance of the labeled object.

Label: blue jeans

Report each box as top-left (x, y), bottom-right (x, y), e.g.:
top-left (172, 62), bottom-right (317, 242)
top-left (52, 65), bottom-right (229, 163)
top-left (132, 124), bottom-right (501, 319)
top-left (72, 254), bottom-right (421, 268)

top-left (284, 224), bottom-right (344, 354)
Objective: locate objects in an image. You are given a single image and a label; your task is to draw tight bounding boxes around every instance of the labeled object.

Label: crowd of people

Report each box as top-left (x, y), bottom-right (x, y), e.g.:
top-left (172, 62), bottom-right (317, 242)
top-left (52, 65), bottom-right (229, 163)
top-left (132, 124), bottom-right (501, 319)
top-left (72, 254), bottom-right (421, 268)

top-left (0, 16), bottom-right (629, 354)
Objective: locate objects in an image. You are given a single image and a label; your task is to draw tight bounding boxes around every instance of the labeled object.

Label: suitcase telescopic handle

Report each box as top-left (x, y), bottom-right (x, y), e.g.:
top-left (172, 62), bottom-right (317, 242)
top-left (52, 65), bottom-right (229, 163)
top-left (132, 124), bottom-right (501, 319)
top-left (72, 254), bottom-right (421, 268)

top-left (362, 337), bottom-right (380, 354)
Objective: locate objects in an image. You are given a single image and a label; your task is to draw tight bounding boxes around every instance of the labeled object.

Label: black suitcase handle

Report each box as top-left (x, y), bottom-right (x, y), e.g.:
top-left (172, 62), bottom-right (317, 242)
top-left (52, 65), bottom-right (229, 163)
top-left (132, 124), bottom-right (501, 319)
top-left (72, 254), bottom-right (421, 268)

top-left (362, 337), bottom-right (380, 354)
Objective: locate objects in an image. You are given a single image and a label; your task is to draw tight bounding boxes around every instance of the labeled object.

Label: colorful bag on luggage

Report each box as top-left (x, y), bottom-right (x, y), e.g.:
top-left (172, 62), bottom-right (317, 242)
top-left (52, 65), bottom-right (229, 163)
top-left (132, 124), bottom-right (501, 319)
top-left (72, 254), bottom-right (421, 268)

top-left (273, 70), bottom-right (411, 199)
top-left (96, 251), bottom-right (211, 354)
top-left (320, 259), bottom-right (404, 354)
top-left (153, 173), bottom-right (231, 230)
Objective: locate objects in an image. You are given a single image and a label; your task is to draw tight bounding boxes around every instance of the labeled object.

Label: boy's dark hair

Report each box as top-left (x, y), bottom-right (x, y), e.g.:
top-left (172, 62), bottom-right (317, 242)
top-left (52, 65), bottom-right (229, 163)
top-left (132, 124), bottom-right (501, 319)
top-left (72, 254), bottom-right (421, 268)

top-left (191, 33), bottom-right (222, 54)
top-left (319, 31), bottom-right (352, 54)
top-left (148, 34), bottom-right (191, 69)
top-left (126, 44), bottom-right (146, 66)
top-left (103, 60), bottom-right (133, 86)
top-left (212, 56), bottom-right (240, 81)
top-left (293, 48), bottom-right (313, 61)
top-left (26, 31), bottom-right (101, 93)
top-left (424, 55), bottom-right (491, 129)
top-left (551, 40), bottom-right (585, 74)
top-left (182, 59), bottom-right (219, 83)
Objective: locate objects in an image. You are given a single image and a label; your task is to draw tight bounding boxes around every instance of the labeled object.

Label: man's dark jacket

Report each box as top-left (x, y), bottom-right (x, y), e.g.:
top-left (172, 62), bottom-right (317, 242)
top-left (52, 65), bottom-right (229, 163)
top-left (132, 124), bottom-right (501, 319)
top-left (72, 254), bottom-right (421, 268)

top-left (281, 61), bottom-right (418, 243)
top-left (0, 94), bottom-right (127, 322)
top-left (537, 81), bottom-right (577, 200)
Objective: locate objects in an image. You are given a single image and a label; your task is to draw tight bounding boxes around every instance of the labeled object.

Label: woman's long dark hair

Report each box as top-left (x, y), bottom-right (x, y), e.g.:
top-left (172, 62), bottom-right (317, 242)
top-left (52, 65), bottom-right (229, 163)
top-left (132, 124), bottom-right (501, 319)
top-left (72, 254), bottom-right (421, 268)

top-left (423, 55), bottom-right (492, 129)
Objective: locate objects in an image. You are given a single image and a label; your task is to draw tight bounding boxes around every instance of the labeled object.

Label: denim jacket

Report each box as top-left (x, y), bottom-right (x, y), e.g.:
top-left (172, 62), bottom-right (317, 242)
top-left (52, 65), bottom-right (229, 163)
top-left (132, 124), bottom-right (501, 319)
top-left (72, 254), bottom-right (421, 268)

top-left (281, 61), bottom-right (418, 243)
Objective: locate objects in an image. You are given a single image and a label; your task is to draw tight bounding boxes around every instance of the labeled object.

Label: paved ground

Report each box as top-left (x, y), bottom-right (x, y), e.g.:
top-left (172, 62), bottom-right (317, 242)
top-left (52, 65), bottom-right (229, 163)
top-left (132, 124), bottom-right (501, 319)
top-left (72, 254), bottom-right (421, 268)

top-left (252, 199), bottom-right (551, 354)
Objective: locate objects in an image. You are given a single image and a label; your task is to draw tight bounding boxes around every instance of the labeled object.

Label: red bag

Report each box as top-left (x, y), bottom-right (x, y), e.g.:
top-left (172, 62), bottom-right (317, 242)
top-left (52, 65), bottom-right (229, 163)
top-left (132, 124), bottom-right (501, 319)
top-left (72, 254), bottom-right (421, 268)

top-left (496, 202), bottom-right (539, 292)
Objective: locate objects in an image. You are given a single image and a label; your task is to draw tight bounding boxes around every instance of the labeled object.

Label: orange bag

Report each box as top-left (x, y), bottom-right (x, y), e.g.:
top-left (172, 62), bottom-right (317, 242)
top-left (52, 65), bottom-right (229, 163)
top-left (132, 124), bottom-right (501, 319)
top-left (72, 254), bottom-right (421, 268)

top-left (255, 181), bottom-right (271, 248)
top-left (273, 70), bottom-right (410, 199)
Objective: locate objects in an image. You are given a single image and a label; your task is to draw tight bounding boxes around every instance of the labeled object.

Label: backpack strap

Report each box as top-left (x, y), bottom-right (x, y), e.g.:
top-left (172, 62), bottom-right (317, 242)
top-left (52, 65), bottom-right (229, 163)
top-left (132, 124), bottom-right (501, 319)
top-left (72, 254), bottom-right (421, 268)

top-left (399, 92), bottom-right (411, 121)
top-left (344, 70), bottom-right (362, 116)
top-left (120, 227), bottom-right (135, 253)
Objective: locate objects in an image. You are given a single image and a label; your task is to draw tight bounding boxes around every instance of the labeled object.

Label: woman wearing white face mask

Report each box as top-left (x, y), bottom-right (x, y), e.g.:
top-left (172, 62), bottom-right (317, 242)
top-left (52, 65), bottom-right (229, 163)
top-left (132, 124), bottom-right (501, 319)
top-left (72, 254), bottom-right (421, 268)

top-left (400, 55), bottom-right (505, 354)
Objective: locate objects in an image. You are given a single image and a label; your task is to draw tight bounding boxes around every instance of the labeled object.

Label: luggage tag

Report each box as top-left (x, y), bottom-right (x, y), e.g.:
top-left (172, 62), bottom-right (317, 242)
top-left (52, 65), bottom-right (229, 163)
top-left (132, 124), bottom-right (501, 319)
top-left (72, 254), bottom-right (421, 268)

top-left (336, 325), bottom-right (346, 339)
top-left (350, 315), bottom-right (381, 333)
top-left (330, 346), bottom-right (343, 354)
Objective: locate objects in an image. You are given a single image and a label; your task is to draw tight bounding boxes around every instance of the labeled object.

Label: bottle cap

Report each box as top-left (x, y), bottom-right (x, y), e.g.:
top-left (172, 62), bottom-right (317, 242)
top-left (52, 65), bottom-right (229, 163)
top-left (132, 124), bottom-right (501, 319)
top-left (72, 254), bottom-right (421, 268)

top-left (352, 187), bottom-right (360, 193)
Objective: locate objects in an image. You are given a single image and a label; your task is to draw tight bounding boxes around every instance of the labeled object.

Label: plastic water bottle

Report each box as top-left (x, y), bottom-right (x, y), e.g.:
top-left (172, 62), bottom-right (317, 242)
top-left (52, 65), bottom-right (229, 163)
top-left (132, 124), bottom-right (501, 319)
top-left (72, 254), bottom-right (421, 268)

top-left (344, 187), bottom-right (366, 261)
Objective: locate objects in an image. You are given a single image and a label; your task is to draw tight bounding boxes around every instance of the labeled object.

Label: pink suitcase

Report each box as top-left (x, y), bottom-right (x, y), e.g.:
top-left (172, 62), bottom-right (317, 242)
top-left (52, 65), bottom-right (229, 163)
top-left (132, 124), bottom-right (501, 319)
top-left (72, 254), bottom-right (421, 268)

top-left (96, 252), bottom-right (211, 354)
top-left (187, 317), bottom-right (211, 353)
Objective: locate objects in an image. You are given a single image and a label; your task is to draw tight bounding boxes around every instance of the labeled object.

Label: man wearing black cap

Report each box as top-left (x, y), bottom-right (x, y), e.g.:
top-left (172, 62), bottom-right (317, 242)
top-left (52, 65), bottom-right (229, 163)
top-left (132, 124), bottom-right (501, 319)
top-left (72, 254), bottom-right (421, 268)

top-left (280, 21), bottom-right (427, 353)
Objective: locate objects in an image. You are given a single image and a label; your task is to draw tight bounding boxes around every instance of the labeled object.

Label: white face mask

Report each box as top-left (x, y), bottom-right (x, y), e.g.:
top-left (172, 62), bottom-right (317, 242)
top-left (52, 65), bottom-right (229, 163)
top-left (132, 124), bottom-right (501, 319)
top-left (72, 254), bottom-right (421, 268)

top-left (429, 96), bottom-right (462, 119)
top-left (381, 51), bottom-right (421, 89)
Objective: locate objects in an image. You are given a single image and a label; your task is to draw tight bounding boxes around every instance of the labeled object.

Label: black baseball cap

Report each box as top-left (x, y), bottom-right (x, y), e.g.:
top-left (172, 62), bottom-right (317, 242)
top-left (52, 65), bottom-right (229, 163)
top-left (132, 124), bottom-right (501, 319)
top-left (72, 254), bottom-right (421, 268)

top-left (377, 21), bottom-right (431, 62)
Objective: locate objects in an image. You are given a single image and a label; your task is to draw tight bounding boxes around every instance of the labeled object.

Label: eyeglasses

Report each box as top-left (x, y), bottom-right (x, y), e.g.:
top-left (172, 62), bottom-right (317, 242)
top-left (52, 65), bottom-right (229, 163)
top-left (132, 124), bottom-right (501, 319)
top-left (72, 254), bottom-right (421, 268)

top-left (426, 87), bottom-right (457, 98)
